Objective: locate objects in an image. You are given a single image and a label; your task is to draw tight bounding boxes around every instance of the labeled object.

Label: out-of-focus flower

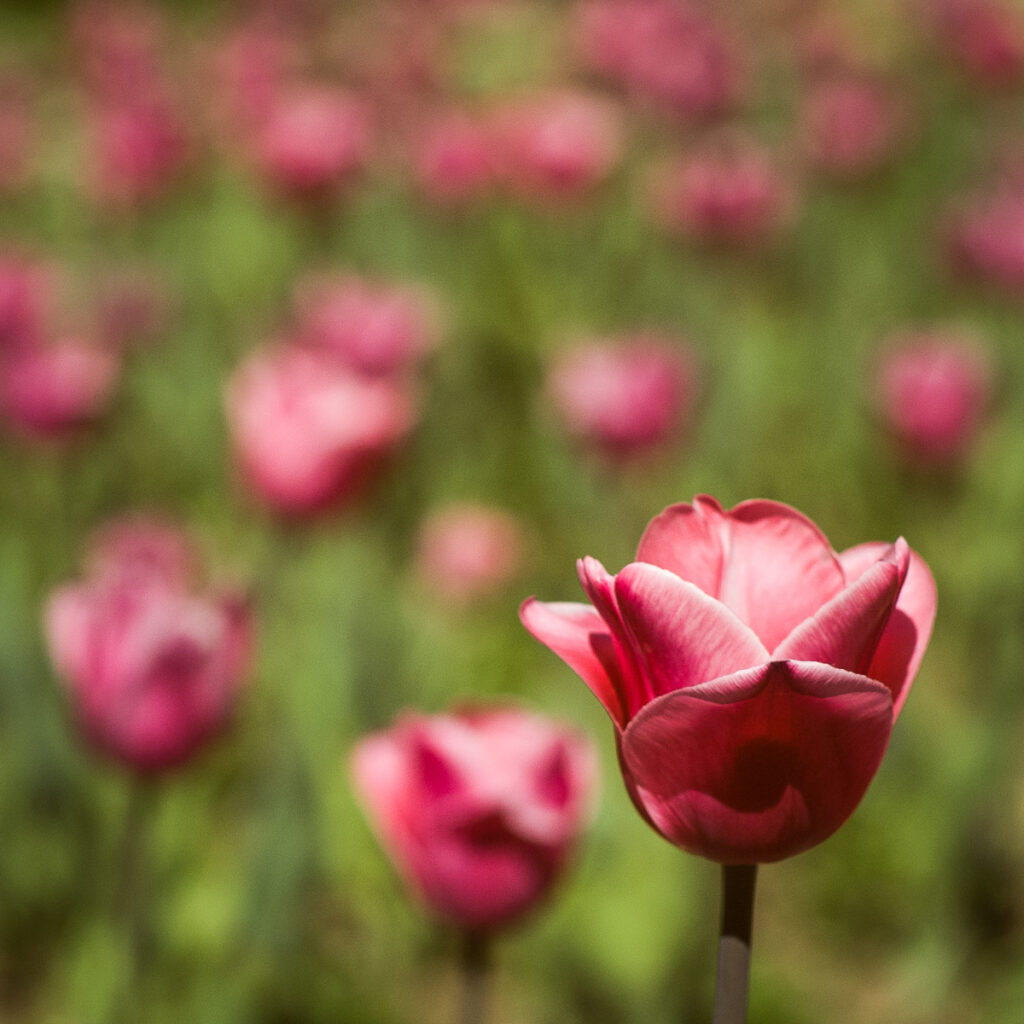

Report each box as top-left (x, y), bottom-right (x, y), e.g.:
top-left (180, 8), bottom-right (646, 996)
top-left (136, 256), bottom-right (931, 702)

top-left (574, 0), bottom-right (740, 119)
top-left (224, 344), bottom-right (414, 515)
top-left (351, 707), bottom-right (596, 932)
top-left (0, 337), bottom-right (119, 441)
top-left (874, 329), bottom-right (992, 464)
top-left (521, 495), bottom-right (936, 864)
top-left (253, 86), bottom-right (372, 204)
top-left (548, 333), bottom-right (698, 458)
top-left (44, 517), bottom-right (252, 774)
top-left (415, 504), bottom-right (524, 604)
top-left (802, 76), bottom-right (906, 180)
top-left (651, 142), bottom-right (792, 245)
top-left (93, 269), bottom-right (169, 350)
top-left (294, 274), bottom-right (438, 376)
top-left (926, 0), bottom-right (1024, 88)
top-left (948, 185), bottom-right (1024, 292)
top-left (411, 109), bottom-right (498, 206)
top-left (88, 95), bottom-right (191, 209)
top-left (0, 257), bottom-right (51, 354)
top-left (494, 91), bottom-right (624, 202)
top-left (0, 75), bottom-right (33, 194)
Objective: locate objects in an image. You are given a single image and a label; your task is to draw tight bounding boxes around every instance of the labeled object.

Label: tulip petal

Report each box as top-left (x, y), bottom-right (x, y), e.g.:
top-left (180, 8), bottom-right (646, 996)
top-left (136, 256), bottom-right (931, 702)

top-left (43, 585), bottom-right (96, 688)
top-left (520, 598), bottom-right (628, 727)
top-left (839, 542), bottom-right (937, 715)
top-left (636, 495), bottom-right (726, 597)
top-left (620, 661), bottom-right (894, 863)
top-left (614, 562), bottom-right (769, 699)
top-left (772, 539), bottom-right (908, 673)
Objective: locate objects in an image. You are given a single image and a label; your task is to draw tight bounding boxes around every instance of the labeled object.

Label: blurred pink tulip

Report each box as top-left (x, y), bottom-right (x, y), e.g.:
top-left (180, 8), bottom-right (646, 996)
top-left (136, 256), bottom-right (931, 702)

top-left (948, 185), bottom-right (1024, 291)
top-left (574, 0), bottom-right (740, 119)
top-left (874, 330), bottom-right (992, 464)
top-left (89, 96), bottom-right (191, 209)
top-left (416, 504), bottom-right (524, 604)
top-left (548, 333), bottom-right (698, 458)
top-left (411, 110), bottom-right (498, 206)
top-left (351, 707), bottom-right (596, 932)
top-left (224, 344), bottom-right (414, 515)
top-left (927, 0), bottom-right (1024, 87)
top-left (0, 257), bottom-right (51, 354)
top-left (0, 337), bottom-right (119, 441)
top-left (44, 518), bottom-right (252, 774)
top-left (651, 142), bottom-right (791, 245)
top-left (802, 76), bottom-right (906, 180)
top-left (522, 495), bottom-right (936, 863)
top-left (93, 270), bottom-right (169, 350)
top-left (294, 274), bottom-right (438, 376)
top-left (494, 91), bottom-right (624, 202)
top-left (254, 86), bottom-right (372, 204)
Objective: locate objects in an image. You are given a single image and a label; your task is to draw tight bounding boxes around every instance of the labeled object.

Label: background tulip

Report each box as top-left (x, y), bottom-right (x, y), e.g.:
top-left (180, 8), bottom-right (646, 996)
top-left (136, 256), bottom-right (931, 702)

top-left (521, 495), bottom-right (936, 864)
top-left (44, 517), bottom-right (252, 774)
top-left (350, 707), bottom-right (596, 933)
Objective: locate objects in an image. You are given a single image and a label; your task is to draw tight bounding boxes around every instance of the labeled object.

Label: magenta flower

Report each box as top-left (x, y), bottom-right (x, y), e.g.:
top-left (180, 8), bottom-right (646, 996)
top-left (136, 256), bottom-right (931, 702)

top-left (547, 333), bottom-right (698, 459)
top-left (351, 707), bottom-right (596, 933)
top-left (293, 273), bottom-right (438, 377)
top-left (410, 109), bottom-right (498, 206)
top-left (224, 344), bottom-right (414, 516)
top-left (44, 517), bottom-right (252, 774)
top-left (416, 504), bottom-right (525, 605)
top-left (521, 496), bottom-right (936, 864)
top-left (874, 330), bottom-right (992, 465)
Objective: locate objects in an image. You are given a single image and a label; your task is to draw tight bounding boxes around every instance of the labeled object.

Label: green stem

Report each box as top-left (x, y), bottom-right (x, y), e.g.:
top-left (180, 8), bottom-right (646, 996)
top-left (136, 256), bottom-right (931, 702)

top-left (712, 864), bottom-right (757, 1024)
top-left (458, 931), bottom-right (491, 1024)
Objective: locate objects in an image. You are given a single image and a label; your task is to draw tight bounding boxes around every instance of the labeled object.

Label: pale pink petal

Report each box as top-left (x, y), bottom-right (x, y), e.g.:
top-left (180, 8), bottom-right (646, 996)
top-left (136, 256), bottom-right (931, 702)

top-left (620, 660), bottom-right (893, 863)
top-left (350, 731), bottom-right (412, 847)
top-left (773, 539), bottom-right (908, 674)
top-left (614, 562), bottom-right (768, 699)
top-left (43, 585), bottom-right (96, 687)
top-left (635, 494), bottom-right (725, 596)
top-left (519, 598), bottom-right (627, 727)
top-left (839, 542), bottom-right (937, 715)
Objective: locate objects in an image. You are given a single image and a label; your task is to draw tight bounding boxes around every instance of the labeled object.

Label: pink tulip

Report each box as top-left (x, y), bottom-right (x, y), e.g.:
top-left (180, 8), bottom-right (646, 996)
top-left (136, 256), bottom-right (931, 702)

top-left (294, 274), bottom-right (438, 376)
top-left (224, 344), bottom-right (414, 515)
top-left (651, 143), bottom-right (791, 245)
top-left (874, 330), bottom-right (992, 464)
top-left (522, 495), bottom-right (936, 864)
top-left (574, 0), bottom-right (740, 119)
top-left (948, 185), bottom-right (1024, 292)
top-left (44, 517), bottom-right (252, 774)
top-left (416, 505), bottom-right (524, 604)
top-left (548, 334), bottom-right (698, 458)
top-left (494, 91), bottom-right (624, 201)
top-left (93, 269), bottom-right (169, 351)
top-left (253, 86), bottom-right (372, 204)
top-left (802, 76), bottom-right (906, 180)
top-left (351, 707), bottom-right (596, 932)
top-left (0, 257), bottom-right (51, 354)
top-left (927, 0), bottom-right (1024, 88)
top-left (0, 337), bottom-right (119, 441)
top-left (411, 109), bottom-right (498, 206)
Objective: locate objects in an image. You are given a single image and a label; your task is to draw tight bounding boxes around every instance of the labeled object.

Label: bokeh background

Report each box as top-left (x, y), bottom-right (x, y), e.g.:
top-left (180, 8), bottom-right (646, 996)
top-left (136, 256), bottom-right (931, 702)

top-left (3, 0), bottom-right (1024, 1021)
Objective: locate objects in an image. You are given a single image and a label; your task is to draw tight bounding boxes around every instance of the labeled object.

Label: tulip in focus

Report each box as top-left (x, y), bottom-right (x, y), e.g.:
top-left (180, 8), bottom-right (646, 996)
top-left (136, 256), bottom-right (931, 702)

top-left (254, 86), bottom-right (372, 204)
top-left (416, 504), bottom-right (524, 605)
top-left (351, 707), bottom-right (596, 932)
top-left (522, 495), bottom-right (936, 864)
top-left (548, 333), bottom-right (698, 458)
top-left (0, 337), bottom-right (119, 442)
top-left (294, 274), bottom-right (438, 376)
top-left (803, 76), bottom-right (906, 180)
top-left (874, 330), bottom-right (992, 465)
top-left (494, 91), bottom-right (624, 202)
top-left (651, 143), bottom-right (791, 245)
top-left (44, 517), bottom-right (252, 774)
top-left (224, 344), bottom-right (414, 515)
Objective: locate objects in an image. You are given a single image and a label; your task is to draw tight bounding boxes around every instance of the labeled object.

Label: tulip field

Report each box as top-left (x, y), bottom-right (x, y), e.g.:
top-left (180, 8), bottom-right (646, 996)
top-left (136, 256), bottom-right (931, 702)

top-left (5, 1), bottom-right (1024, 1022)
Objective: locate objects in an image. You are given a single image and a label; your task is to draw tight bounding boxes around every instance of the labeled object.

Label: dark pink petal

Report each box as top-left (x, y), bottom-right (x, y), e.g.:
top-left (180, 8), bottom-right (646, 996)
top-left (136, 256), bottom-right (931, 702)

top-left (620, 661), bottom-right (894, 863)
top-left (773, 539), bottom-right (908, 673)
top-left (635, 494), bottom-right (725, 596)
top-left (614, 562), bottom-right (768, 700)
top-left (839, 542), bottom-right (937, 716)
top-left (719, 500), bottom-right (846, 650)
top-left (519, 598), bottom-right (627, 727)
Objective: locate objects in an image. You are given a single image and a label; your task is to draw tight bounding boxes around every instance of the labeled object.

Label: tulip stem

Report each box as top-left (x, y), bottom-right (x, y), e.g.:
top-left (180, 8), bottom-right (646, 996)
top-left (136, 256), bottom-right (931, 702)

top-left (458, 930), bottom-right (491, 1024)
top-left (712, 863), bottom-right (757, 1024)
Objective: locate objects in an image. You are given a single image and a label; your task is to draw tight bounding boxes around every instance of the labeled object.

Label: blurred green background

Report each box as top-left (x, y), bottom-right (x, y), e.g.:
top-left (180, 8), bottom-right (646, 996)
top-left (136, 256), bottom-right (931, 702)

top-left (3, 2), bottom-right (1024, 1022)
